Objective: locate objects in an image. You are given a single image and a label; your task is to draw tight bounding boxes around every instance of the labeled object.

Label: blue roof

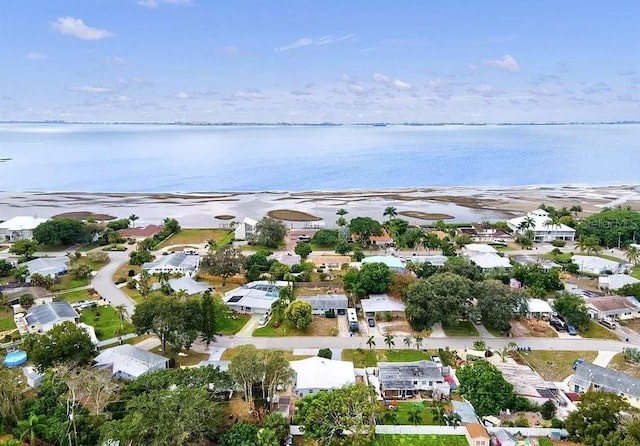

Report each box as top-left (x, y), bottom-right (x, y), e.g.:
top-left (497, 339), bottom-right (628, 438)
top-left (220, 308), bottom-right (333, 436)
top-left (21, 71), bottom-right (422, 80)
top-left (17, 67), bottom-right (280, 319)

top-left (362, 256), bottom-right (404, 270)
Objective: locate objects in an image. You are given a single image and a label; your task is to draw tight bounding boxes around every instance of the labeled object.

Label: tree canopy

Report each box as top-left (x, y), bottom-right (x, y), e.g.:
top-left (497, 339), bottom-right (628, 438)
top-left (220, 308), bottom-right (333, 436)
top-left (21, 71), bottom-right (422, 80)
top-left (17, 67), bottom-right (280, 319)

top-left (200, 246), bottom-right (246, 285)
top-left (553, 292), bottom-right (590, 329)
top-left (358, 262), bottom-right (392, 294)
top-left (249, 217), bottom-right (287, 248)
top-left (23, 321), bottom-right (95, 371)
top-left (310, 229), bottom-right (339, 246)
top-left (294, 242), bottom-right (312, 259)
top-left (349, 217), bottom-right (382, 245)
top-left (565, 391), bottom-right (631, 445)
top-left (33, 219), bottom-right (94, 246)
top-left (475, 279), bottom-right (527, 332)
top-left (577, 208), bottom-right (640, 248)
top-left (286, 300), bottom-right (313, 330)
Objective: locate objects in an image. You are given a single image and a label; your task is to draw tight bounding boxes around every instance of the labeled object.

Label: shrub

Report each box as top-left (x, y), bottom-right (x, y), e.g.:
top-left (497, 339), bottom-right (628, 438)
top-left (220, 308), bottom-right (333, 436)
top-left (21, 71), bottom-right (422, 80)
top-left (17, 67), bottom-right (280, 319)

top-left (115, 277), bottom-right (127, 285)
top-left (128, 269), bottom-right (136, 277)
top-left (550, 418), bottom-right (564, 429)
top-left (325, 309), bottom-right (336, 318)
top-left (126, 279), bottom-right (137, 289)
top-left (318, 348), bottom-right (332, 359)
top-left (540, 400), bottom-right (557, 420)
top-left (551, 240), bottom-right (566, 247)
top-left (514, 416), bottom-right (529, 427)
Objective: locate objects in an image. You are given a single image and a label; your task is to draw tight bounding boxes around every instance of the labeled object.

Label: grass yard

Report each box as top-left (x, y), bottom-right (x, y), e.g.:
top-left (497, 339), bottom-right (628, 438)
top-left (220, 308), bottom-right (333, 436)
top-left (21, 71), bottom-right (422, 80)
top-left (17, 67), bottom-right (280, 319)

top-left (578, 320), bottom-right (619, 340)
top-left (79, 305), bottom-right (134, 340)
top-left (220, 347), bottom-right (310, 362)
top-left (379, 401), bottom-right (441, 425)
top-left (607, 353), bottom-right (640, 378)
top-left (216, 312), bottom-right (250, 335)
top-left (519, 350), bottom-right (597, 381)
top-left (374, 435), bottom-right (468, 446)
top-left (342, 349), bottom-right (434, 367)
top-left (621, 318), bottom-right (640, 332)
top-left (253, 316), bottom-right (338, 337)
top-left (240, 242), bottom-right (286, 251)
top-left (123, 288), bottom-right (165, 305)
top-left (632, 266), bottom-right (640, 280)
top-left (113, 263), bottom-right (141, 282)
top-left (443, 320), bottom-right (479, 337)
top-left (57, 288), bottom-right (95, 303)
top-left (0, 306), bottom-right (16, 331)
top-left (50, 275), bottom-right (89, 292)
top-left (544, 252), bottom-right (572, 263)
top-left (156, 229), bottom-right (233, 249)
top-left (150, 346), bottom-right (209, 366)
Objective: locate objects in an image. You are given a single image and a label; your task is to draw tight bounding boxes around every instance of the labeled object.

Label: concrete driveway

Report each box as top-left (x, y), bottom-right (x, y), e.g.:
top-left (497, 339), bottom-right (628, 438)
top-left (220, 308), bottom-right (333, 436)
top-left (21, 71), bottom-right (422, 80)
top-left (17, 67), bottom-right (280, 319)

top-left (235, 314), bottom-right (263, 337)
top-left (91, 251), bottom-right (137, 318)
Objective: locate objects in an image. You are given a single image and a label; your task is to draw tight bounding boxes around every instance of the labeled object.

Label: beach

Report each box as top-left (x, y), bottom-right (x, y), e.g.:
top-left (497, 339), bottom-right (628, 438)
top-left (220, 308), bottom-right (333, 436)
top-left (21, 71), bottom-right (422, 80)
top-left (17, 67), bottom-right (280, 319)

top-left (2, 184), bottom-right (639, 228)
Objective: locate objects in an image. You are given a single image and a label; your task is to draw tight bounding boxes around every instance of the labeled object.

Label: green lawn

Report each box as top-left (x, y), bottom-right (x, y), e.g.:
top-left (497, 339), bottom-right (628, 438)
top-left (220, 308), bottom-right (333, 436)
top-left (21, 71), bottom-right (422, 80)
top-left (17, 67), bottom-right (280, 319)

top-left (253, 317), bottom-right (337, 337)
top-left (150, 346), bottom-right (209, 366)
top-left (579, 320), bottom-right (619, 340)
top-left (374, 435), bottom-right (467, 446)
top-left (57, 289), bottom-right (95, 303)
top-left (543, 252), bottom-right (572, 263)
top-left (0, 316), bottom-right (16, 331)
top-left (156, 229), bottom-right (233, 249)
top-left (443, 320), bottom-right (479, 337)
top-left (519, 350), bottom-right (597, 381)
top-left (50, 275), bottom-right (89, 292)
top-left (342, 349), bottom-right (434, 367)
top-left (632, 266), bottom-right (640, 280)
top-left (216, 312), bottom-right (250, 335)
top-left (79, 305), bottom-right (134, 340)
top-left (379, 401), bottom-right (440, 425)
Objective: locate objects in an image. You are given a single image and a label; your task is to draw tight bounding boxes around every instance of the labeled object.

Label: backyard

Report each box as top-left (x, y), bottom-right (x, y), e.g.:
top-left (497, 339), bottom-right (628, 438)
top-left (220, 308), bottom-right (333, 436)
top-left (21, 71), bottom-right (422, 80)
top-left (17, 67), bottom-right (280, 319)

top-left (342, 349), bottom-right (434, 368)
top-left (156, 229), bottom-right (233, 249)
top-left (378, 401), bottom-right (446, 425)
top-left (373, 435), bottom-right (468, 446)
top-left (78, 305), bottom-right (135, 340)
top-left (518, 350), bottom-right (597, 381)
top-left (149, 346), bottom-right (209, 367)
top-left (220, 347), bottom-right (310, 362)
top-left (57, 288), bottom-right (98, 303)
top-left (253, 316), bottom-right (338, 337)
top-left (0, 306), bottom-right (16, 332)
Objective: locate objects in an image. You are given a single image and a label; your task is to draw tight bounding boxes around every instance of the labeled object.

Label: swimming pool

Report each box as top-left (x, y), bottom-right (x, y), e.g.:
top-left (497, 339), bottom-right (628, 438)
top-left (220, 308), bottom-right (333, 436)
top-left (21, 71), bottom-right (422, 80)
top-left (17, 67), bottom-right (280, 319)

top-left (3, 350), bottom-right (27, 368)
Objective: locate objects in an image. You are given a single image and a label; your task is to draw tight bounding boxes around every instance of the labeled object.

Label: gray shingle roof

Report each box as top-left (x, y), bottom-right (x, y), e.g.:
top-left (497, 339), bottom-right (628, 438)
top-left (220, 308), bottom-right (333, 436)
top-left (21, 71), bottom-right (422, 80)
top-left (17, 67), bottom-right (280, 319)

top-left (25, 301), bottom-right (78, 326)
top-left (21, 257), bottom-right (69, 276)
top-left (378, 361), bottom-right (444, 390)
top-left (574, 361), bottom-right (640, 398)
top-left (298, 294), bottom-right (348, 310)
top-left (143, 252), bottom-right (199, 271)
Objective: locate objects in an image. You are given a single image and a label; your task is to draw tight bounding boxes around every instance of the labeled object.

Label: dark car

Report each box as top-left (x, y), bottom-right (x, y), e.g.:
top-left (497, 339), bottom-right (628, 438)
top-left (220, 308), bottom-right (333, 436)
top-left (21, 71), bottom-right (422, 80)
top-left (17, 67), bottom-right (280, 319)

top-left (367, 318), bottom-right (375, 327)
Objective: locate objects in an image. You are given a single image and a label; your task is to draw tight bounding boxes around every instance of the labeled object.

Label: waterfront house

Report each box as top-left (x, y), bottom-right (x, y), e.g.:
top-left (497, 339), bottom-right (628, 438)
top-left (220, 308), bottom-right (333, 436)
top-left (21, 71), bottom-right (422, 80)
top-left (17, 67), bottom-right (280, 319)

top-left (0, 216), bottom-right (48, 241)
top-left (507, 209), bottom-right (576, 242)
top-left (234, 217), bottom-right (258, 241)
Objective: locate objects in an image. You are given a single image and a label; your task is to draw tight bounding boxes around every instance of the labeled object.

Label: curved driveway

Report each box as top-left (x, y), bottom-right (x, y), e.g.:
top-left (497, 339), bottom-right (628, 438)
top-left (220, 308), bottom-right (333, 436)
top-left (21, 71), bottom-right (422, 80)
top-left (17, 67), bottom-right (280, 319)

top-left (92, 251), bottom-right (137, 318)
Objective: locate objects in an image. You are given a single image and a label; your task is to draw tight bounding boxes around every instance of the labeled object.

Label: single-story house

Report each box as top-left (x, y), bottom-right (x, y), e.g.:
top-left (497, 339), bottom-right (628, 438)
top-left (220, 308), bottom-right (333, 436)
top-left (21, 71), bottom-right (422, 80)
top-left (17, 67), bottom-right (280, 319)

top-left (369, 229), bottom-right (394, 247)
top-left (117, 224), bottom-right (163, 239)
top-left (465, 252), bottom-right (512, 272)
top-left (493, 428), bottom-right (517, 446)
top-left (223, 280), bottom-right (288, 314)
top-left (20, 257), bottom-right (70, 281)
top-left (360, 294), bottom-right (406, 317)
top-left (234, 217), bottom-right (258, 241)
top-left (507, 209), bottom-right (576, 242)
top-left (458, 225), bottom-right (514, 244)
top-left (466, 423), bottom-right (490, 446)
top-left (309, 254), bottom-right (352, 270)
top-left (511, 255), bottom-right (561, 271)
top-left (570, 361), bottom-right (640, 408)
top-left (492, 362), bottom-right (558, 405)
top-left (377, 361), bottom-right (446, 399)
top-left (462, 244), bottom-right (498, 255)
top-left (298, 294), bottom-right (348, 315)
top-left (94, 344), bottom-right (169, 381)
top-left (290, 357), bottom-right (355, 397)
top-left (599, 274), bottom-right (639, 292)
top-left (361, 255), bottom-right (405, 273)
top-left (142, 252), bottom-right (200, 277)
top-left (167, 277), bottom-right (212, 296)
top-left (268, 252), bottom-right (302, 267)
top-left (526, 298), bottom-right (553, 319)
top-left (571, 255), bottom-right (621, 275)
top-left (0, 216), bottom-right (48, 241)
top-left (451, 400), bottom-right (479, 425)
top-left (404, 255), bottom-right (448, 267)
top-left (586, 295), bottom-right (640, 320)
top-left (20, 301), bottom-right (79, 334)
top-left (564, 283), bottom-right (604, 299)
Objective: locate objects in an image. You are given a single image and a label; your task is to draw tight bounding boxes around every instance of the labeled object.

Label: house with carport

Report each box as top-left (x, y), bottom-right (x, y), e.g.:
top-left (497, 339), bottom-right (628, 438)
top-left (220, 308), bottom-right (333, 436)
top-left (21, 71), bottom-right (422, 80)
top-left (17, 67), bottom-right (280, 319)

top-left (526, 298), bottom-right (553, 319)
top-left (360, 294), bottom-right (406, 319)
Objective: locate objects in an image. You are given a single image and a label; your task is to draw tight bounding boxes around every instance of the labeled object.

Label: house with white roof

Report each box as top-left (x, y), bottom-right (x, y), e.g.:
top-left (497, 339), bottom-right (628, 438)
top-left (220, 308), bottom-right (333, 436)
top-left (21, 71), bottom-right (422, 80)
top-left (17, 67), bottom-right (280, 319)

top-left (290, 356), bottom-right (355, 396)
top-left (223, 280), bottom-right (288, 314)
top-left (0, 216), bottom-right (48, 242)
top-left (142, 252), bottom-right (200, 277)
top-left (361, 294), bottom-right (406, 316)
top-left (94, 344), bottom-right (168, 381)
top-left (599, 274), bottom-right (639, 292)
top-left (526, 298), bottom-right (553, 319)
top-left (507, 209), bottom-right (576, 242)
top-left (462, 244), bottom-right (498, 255)
top-left (17, 301), bottom-right (79, 334)
top-left (234, 217), bottom-right (258, 241)
top-left (571, 255), bottom-right (621, 275)
top-left (167, 277), bottom-right (212, 296)
top-left (20, 257), bottom-right (69, 281)
top-left (461, 244), bottom-right (512, 273)
top-left (362, 255), bottom-right (405, 272)
top-left (404, 255), bottom-right (448, 267)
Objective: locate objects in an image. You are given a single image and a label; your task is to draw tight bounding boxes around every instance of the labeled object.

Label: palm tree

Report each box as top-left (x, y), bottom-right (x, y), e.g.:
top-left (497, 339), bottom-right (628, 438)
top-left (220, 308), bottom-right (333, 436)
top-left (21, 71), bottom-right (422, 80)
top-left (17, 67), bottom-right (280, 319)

top-left (336, 216), bottom-right (347, 227)
top-left (403, 336), bottom-right (412, 348)
top-left (336, 208), bottom-right (348, 216)
top-left (430, 403), bottom-right (445, 426)
top-left (383, 410), bottom-right (398, 425)
top-left (366, 335), bottom-right (376, 349)
top-left (576, 235), bottom-right (601, 255)
top-left (414, 335), bottom-right (423, 350)
top-left (175, 289), bottom-right (188, 301)
top-left (570, 205), bottom-right (583, 217)
top-left (156, 271), bottom-right (170, 286)
top-left (16, 413), bottom-right (47, 446)
top-left (128, 214), bottom-right (139, 228)
top-left (626, 245), bottom-right (640, 266)
top-left (383, 332), bottom-right (395, 349)
top-left (270, 296), bottom-right (288, 327)
top-left (383, 206), bottom-right (398, 220)
top-left (422, 233), bottom-right (441, 252)
top-left (445, 412), bottom-right (462, 428)
top-left (207, 239), bottom-right (218, 254)
top-left (407, 406), bottom-right (423, 426)
top-left (114, 303), bottom-right (128, 334)
top-left (494, 341), bottom-right (518, 363)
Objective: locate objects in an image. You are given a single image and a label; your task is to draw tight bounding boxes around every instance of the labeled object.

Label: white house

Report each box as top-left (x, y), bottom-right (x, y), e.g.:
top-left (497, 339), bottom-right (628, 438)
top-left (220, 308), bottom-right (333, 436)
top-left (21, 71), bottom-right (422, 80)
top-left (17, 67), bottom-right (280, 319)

top-left (0, 216), bottom-right (48, 241)
top-left (234, 217), bottom-right (258, 241)
top-left (404, 255), bottom-right (448, 267)
top-left (290, 356), bottom-right (355, 397)
top-left (19, 301), bottom-right (79, 334)
top-left (94, 344), bottom-right (169, 381)
top-left (223, 280), bottom-right (288, 314)
top-left (361, 294), bottom-right (406, 316)
top-left (507, 209), bottom-right (576, 242)
top-left (526, 298), bottom-right (553, 319)
top-left (142, 252), bottom-right (199, 277)
top-left (167, 277), bottom-right (212, 296)
top-left (362, 255), bottom-right (405, 272)
top-left (462, 244), bottom-right (498, 255)
top-left (466, 253), bottom-right (512, 272)
top-left (571, 255), bottom-right (621, 275)
top-left (599, 274), bottom-right (639, 292)
top-left (298, 294), bottom-right (348, 315)
top-left (20, 257), bottom-right (70, 281)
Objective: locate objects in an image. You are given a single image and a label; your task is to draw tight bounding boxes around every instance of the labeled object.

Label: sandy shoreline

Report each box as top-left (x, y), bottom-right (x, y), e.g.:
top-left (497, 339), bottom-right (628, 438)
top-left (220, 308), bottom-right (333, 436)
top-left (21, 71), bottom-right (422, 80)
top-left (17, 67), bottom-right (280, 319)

top-left (1, 184), bottom-right (639, 228)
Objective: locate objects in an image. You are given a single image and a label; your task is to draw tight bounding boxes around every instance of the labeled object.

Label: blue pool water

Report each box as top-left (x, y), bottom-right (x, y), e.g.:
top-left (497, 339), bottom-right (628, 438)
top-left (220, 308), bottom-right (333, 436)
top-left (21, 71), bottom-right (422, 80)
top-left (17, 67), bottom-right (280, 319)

top-left (3, 350), bottom-right (27, 368)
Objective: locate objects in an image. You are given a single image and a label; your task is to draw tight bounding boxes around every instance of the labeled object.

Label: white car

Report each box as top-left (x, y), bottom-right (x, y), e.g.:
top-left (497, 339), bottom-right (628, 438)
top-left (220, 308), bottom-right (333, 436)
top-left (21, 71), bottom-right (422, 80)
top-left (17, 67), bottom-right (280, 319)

top-left (258, 315), bottom-right (269, 327)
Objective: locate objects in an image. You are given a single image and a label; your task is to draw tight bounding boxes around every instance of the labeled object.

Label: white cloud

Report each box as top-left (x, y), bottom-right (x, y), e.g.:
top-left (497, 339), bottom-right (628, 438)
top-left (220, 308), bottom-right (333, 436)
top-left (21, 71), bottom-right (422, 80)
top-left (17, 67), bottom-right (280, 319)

top-left (213, 46), bottom-right (239, 56)
top-left (106, 56), bottom-right (128, 65)
top-left (51, 17), bottom-right (114, 40)
top-left (291, 89), bottom-right (313, 96)
top-left (173, 91), bottom-right (192, 99)
top-left (138, 0), bottom-right (191, 8)
top-left (26, 52), bottom-right (47, 60)
top-left (347, 84), bottom-right (370, 95)
top-left (110, 95), bottom-right (132, 102)
top-left (372, 73), bottom-right (412, 91)
top-left (529, 88), bottom-right (556, 97)
top-left (467, 84), bottom-right (504, 97)
top-left (582, 82), bottom-right (611, 95)
top-left (275, 34), bottom-right (354, 52)
top-left (481, 54), bottom-right (520, 72)
top-left (234, 90), bottom-right (267, 100)
top-left (138, 0), bottom-right (158, 7)
top-left (373, 73), bottom-right (391, 83)
top-left (68, 86), bottom-right (113, 93)
top-left (391, 79), bottom-right (412, 91)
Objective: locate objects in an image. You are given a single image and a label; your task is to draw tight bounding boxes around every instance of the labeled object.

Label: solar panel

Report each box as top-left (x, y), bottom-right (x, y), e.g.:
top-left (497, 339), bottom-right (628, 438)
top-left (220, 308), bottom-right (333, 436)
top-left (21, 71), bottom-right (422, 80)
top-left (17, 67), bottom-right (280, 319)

top-left (228, 295), bottom-right (243, 303)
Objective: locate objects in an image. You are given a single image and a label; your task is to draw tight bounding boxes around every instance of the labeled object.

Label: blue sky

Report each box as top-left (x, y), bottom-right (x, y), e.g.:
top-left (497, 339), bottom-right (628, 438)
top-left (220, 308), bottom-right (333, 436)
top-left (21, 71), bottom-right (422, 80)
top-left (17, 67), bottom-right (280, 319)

top-left (1, 0), bottom-right (638, 123)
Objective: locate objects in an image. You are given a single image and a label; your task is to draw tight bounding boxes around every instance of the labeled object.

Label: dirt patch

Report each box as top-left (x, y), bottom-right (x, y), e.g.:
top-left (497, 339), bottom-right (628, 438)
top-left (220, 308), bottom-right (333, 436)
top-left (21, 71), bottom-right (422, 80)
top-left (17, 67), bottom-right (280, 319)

top-left (51, 211), bottom-right (117, 221)
top-left (510, 319), bottom-right (558, 338)
top-left (214, 214), bottom-right (235, 220)
top-left (295, 286), bottom-right (344, 296)
top-left (398, 211), bottom-right (454, 220)
top-left (267, 209), bottom-right (321, 222)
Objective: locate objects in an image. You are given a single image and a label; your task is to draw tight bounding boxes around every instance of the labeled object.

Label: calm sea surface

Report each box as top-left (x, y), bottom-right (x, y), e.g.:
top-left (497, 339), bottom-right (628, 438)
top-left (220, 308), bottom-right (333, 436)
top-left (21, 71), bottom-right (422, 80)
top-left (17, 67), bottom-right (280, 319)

top-left (0, 123), bottom-right (638, 192)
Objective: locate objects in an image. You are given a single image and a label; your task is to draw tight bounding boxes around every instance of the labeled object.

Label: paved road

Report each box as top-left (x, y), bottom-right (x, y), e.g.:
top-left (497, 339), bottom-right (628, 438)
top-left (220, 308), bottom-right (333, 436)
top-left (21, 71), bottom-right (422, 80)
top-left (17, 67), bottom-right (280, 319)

top-left (91, 251), bottom-right (137, 318)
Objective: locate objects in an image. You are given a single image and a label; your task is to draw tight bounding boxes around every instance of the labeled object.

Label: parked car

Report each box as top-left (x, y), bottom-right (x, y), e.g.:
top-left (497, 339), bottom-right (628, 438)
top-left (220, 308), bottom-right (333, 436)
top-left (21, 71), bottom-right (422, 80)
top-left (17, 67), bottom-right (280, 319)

top-left (550, 318), bottom-right (567, 332)
top-left (567, 325), bottom-right (577, 336)
top-left (258, 315), bottom-right (269, 327)
top-left (599, 319), bottom-right (617, 329)
top-left (367, 318), bottom-right (375, 327)
top-left (431, 356), bottom-right (443, 367)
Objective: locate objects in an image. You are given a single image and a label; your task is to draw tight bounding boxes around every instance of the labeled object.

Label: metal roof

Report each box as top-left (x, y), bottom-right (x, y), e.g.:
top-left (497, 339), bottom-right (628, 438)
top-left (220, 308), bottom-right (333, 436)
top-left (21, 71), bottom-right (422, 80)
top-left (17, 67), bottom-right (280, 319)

top-left (168, 277), bottom-right (211, 295)
top-left (451, 400), bottom-right (479, 424)
top-left (378, 361), bottom-right (444, 390)
top-left (143, 252), bottom-right (199, 270)
top-left (574, 361), bottom-right (640, 398)
top-left (21, 257), bottom-right (69, 276)
top-left (94, 344), bottom-right (168, 379)
top-left (299, 294), bottom-right (348, 310)
top-left (361, 294), bottom-right (406, 314)
top-left (25, 301), bottom-right (78, 326)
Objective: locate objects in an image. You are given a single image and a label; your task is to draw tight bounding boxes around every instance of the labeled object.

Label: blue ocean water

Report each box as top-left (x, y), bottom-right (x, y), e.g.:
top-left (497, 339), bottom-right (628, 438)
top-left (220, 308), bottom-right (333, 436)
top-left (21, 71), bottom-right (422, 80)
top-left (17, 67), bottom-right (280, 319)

top-left (0, 123), bottom-right (638, 192)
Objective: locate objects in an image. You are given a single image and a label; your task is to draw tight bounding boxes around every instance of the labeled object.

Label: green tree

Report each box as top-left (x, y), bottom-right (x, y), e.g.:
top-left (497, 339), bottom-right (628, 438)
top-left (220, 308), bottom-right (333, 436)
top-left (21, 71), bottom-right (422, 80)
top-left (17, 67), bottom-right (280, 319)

top-left (576, 235), bottom-right (602, 255)
top-left (318, 348), bottom-right (332, 359)
top-left (13, 265), bottom-right (29, 283)
top-left (349, 217), bottom-right (383, 246)
top-left (285, 300), bottom-right (313, 330)
top-left (384, 332), bottom-right (395, 349)
top-left (358, 262), bottom-right (392, 294)
top-left (16, 413), bottom-right (47, 446)
top-left (310, 229), bottom-right (339, 246)
top-left (565, 391), bottom-right (630, 445)
top-left (23, 321), bottom-right (95, 371)
top-left (414, 335), bottom-right (423, 350)
top-left (129, 249), bottom-right (153, 266)
top-left (9, 239), bottom-right (38, 262)
top-left (578, 208), bottom-right (640, 248)
top-left (70, 262), bottom-right (93, 279)
top-left (0, 368), bottom-right (24, 426)
top-left (138, 269), bottom-right (151, 298)
top-left (540, 400), bottom-right (557, 420)
top-left (351, 245), bottom-right (365, 262)
top-left (128, 214), bottom-right (139, 227)
top-left (295, 383), bottom-right (377, 446)
top-left (366, 336), bottom-right (376, 349)
top-left (383, 206), bottom-right (398, 220)
top-left (337, 208), bottom-right (348, 216)
top-left (626, 244), bottom-right (640, 266)
top-left (256, 428), bottom-right (279, 446)
top-left (271, 289), bottom-right (290, 326)
top-left (219, 422), bottom-right (259, 446)
top-left (422, 232), bottom-right (441, 252)
top-left (294, 242), bottom-right (312, 259)
top-left (28, 273), bottom-right (55, 289)
top-left (33, 218), bottom-right (93, 246)
top-left (403, 336), bottom-right (412, 348)
top-left (263, 412), bottom-right (290, 444)
top-left (19, 293), bottom-right (35, 309)
top-left (407, 406), bottom-right (423, 425)
top-left (475, 280), bottom-right (527, 333)
top-left (444, 412), bottom-right (462, 428)
top-left (415, 261), bottom-right (439, 279)
top-left (0, 259), bottom-right (14, 276)
top-left (334, 239), bottom-right (351, 255)
top-left (553, 292), bottom-right (590, 329)
top-left (618, 282), bottom-right (640, 299)
top-left (473, 340), bottom-right (487, 351)
top-left (200, 246), bottom-right (245, 286)
top-left (228, 345), bottom-right (265, 412)
top-left (200, 291), bottom-right (217, 347)
top-left (250, 217), bottom-right (287, 248)
top-left (263, 350), bottom-right (294, 407)
top-left (383, 410), bottom-right (398, 425)
top-left (441, 256), bottom-right (484, 281)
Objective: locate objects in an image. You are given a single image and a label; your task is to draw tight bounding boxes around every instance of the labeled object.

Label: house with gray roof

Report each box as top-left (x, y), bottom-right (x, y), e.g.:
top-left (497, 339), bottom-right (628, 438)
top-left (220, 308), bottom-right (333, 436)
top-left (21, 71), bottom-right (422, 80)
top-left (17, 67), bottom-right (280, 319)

top-left (298, 294), bottom-right (348, 315)
top-left (142, 252), bottom-right (200, 277)
top-left (167, 277), bottom-right (212, 296)
top-left (377, 360), bottom-right (447, 399)
top-left (20, 257), bottom-right (69, 281)
top-left (94, 344), bottom-right (168, 381)
top-left (570, 361), bottom-right (640, 408)
top-left (23, 301), bottom-right (78, 333)
top-left (493, 428), bottom-right (516, 446)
